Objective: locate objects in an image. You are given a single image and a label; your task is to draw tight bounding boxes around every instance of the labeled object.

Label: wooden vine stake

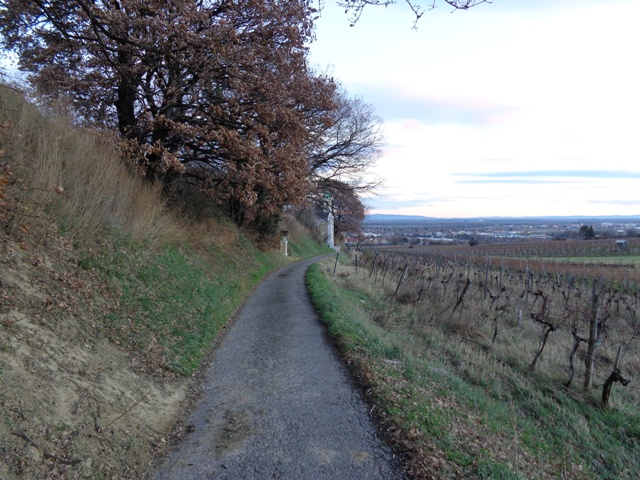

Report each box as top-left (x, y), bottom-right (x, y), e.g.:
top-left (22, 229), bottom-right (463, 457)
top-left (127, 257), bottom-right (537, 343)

top-left (584, 281), bottom-right (601, 391)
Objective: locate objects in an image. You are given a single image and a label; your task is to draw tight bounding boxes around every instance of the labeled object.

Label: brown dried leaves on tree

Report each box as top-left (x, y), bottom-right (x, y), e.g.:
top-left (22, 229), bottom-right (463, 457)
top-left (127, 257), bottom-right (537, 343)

top-left (1, 0), bottom-right (366, 235)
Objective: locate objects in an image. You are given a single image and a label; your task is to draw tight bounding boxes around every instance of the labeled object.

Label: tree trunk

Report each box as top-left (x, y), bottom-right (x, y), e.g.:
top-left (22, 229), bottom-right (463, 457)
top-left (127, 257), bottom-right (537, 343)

top-left (492, 317), bottom-right (498, 345)
top-left (395, 264), bottom-right (408, 295)
top-left (115, 47), bottom-right (138, 140)
top-left (564, 334), bottom-right (584, 388)
top-left (601, 368), bottom-right (629, 408)
top-left (584, 282), bottom-right (601, 391)
top-left (452, 277), bottom-right (471, 314)
top-left (601, 345), bottom-right (630, 408)
top-left (530, 325), bottom-right (555, 370)
top-left (368, 252), bottom-right (378, 279)
top-left (483, 257), bottom-right (490, 300)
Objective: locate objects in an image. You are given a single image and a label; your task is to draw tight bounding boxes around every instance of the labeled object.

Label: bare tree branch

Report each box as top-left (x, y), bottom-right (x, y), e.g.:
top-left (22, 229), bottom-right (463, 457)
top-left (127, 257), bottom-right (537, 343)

top-left (337, 0), bottom-right (490, 27)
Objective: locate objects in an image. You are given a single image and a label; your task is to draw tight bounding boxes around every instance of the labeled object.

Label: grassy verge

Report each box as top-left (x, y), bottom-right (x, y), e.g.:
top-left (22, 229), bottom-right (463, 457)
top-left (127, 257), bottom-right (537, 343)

top-left (84, 233), bottom-right (328, 377)
top-left (82, 240), bottom-right (278, 376)
top-left (538, 255), bottom-right (640, 265)
top-left (75, 223), bottom-right (325, 375)
top-left (307, 258), bottom-right (640, 480)
top-left (288, 235), bottom-right (331, 259)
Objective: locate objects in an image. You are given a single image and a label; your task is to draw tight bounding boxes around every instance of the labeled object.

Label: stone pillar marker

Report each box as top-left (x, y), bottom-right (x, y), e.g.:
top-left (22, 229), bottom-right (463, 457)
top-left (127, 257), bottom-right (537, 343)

top-left (326, 210), bottom-right (334, 249)
top-left (324, 190), bottom-right (334, 249)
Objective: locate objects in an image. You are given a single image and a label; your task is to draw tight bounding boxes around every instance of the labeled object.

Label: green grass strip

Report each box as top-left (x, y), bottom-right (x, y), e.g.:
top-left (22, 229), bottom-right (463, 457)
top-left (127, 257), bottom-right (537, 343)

top-left (85, 235), bottom-right (327, 376)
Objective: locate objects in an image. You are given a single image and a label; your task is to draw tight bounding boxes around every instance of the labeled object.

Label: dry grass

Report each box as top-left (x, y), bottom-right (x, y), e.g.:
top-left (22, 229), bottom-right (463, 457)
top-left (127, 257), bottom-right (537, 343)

top-left (279, 211), bottom-right (315, 246)
top-left (181, 217), bottom-right (239, 249)
top-left (356, 249), bottom-right (640, 404)
top-left (0, 83), bottom-right (325, 260)
top-left (0, 85), bottom-right (186, 248)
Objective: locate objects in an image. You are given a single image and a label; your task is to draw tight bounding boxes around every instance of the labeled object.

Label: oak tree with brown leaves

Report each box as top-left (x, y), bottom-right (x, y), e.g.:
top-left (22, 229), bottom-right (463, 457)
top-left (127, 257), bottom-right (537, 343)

top-left (0, 0), bottom-right (342, 235)
top-left (318, 179), bottom-right (366, 236)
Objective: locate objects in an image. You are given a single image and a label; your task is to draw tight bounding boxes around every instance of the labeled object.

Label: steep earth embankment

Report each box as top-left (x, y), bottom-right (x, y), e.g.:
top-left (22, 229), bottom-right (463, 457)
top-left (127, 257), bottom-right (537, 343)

top-left (0, 84), bottom-right (327, 479)
top-left (0, 215), bottom-right (325, 479)
top-left (0, 227), bottom-right (187, 479)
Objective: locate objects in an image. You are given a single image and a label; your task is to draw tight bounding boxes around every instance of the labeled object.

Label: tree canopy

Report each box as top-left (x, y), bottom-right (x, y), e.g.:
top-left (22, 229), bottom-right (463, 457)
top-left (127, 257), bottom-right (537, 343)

top-left (0, 0), bottom-right (380, 236)
top-left (321, 179), bottom-right (366, 236)
top-left (579, 225), bottom-right (595, 240)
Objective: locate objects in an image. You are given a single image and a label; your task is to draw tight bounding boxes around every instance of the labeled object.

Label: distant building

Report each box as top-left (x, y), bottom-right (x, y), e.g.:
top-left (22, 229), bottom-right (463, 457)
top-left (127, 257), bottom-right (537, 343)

top-left (616, 239), bottom-right (628, 251)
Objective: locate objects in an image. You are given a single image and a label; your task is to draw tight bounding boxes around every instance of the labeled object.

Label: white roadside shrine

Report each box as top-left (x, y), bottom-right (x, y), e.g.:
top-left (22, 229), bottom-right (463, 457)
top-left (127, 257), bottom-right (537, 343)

top-left (324, 191), bottom-right (339, 251)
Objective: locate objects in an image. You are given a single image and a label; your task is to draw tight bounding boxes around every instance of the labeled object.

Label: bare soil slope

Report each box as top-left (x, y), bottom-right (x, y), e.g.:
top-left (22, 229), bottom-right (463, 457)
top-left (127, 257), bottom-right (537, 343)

top-left (0, 226), bottom-right (188, 479)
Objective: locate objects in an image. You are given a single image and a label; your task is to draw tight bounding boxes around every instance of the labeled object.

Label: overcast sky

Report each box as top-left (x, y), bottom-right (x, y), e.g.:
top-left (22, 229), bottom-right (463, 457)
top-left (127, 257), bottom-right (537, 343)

top-left (309, 0), bottom-right (640, 218)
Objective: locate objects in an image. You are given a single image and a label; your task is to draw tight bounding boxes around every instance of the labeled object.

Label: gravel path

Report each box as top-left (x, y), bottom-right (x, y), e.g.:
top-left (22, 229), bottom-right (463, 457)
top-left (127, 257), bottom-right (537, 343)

top-left (154, 257), bottom-right (405, 480)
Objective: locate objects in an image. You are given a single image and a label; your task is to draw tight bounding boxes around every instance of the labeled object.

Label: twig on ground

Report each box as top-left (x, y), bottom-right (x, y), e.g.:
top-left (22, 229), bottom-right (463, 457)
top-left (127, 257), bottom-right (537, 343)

top-left (99, 392), bottom-right (150, 432)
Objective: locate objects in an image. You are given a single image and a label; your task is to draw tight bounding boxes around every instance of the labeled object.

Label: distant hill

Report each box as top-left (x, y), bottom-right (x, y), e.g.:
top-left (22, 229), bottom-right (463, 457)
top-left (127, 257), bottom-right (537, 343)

top-left (364, 214), bottom-right (437, 223)
top-left (363, 213), bottom-right (640, 226)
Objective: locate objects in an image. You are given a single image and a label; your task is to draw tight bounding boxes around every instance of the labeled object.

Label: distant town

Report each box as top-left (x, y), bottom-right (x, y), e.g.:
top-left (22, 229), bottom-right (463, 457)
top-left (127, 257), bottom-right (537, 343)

top-left (353, 214), bottom-right (640, 247)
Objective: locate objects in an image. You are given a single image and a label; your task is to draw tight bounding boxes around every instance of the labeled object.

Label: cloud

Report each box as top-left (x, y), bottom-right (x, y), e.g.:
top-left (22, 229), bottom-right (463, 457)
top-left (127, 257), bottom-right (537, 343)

top-left (453, 170), bottom-right (640, 184)
top-left (588, 199), bottom-right (640, 207)
top-left (477, 158), bottom-right (521, 163)
top-left (365, 191), bottom-right (452, 210)
top-left (352, 84), bottom-right (520, 126)
top-left (456, 179), bottom-right (584, 184)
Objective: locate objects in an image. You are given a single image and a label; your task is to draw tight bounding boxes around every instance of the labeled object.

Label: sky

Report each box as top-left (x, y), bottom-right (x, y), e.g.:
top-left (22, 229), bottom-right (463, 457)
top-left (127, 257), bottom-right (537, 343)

top-left (308, 0), bottom-right (640, 218)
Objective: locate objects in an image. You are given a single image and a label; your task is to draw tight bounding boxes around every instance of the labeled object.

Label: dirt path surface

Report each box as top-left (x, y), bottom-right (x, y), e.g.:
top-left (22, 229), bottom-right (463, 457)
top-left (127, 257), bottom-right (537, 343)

top-left (154, 257), bottom-right (405, 480)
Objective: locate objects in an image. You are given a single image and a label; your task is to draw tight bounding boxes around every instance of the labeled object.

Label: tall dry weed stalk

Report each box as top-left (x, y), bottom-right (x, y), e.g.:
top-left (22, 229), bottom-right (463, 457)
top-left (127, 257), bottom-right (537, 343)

top-left (279, 212), bottom-right (312, 243)
top-left (185, 218), bottom-right (238, 250)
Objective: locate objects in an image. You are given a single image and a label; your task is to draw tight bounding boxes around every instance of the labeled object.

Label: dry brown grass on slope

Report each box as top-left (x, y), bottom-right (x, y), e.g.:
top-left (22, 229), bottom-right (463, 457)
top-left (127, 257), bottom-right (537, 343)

top-left (0, 85), bottom-right (187, 248)
top-left (0, 86), bottom-right (188, 480)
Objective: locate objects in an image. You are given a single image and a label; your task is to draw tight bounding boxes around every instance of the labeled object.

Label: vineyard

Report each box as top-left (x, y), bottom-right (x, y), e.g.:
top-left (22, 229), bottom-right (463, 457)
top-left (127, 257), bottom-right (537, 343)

top-left (356, 240), bottom-right (640, 409)
top-left (392, 238), bottom-right (640, 286)
top-left (311, 240), bottom-right (640, 478)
